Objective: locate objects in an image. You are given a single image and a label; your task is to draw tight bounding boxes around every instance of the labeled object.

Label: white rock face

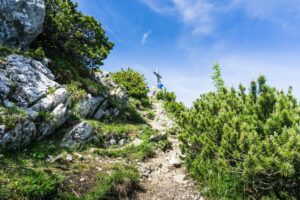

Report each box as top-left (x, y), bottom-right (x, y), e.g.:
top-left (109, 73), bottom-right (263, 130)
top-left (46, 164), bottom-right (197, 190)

top-left (93, 71), bottom-right (128, 103)
top-left (0, 55), bottom-right (129, 149)
top-left (169, 153), bottom-right (182, 168)
top-left (61, 121), bottom-right (97, 149)
top-left (77, 94), bottom-right (104, 118)
top-left (0, 55), bottom-right (68, 149)
top-left (2, 55), bottom-right (59, 107)
top-left (0, 0), bottom-right (45, 48)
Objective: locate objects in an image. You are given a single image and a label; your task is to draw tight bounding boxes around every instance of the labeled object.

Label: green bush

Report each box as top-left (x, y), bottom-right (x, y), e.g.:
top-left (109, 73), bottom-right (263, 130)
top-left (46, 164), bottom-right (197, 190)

top-left (65, 81), bottom-right (87, 107)
top-left (156, 89), bottom-right (185, 117)
top-left (33, 0), bottom-right (113, 68)
top-left (178, 65), bottom-right (300, 199)
top-left (29, 47), bottom-right (46, 60)
top-left (112, 68), bottom-right (150, 107)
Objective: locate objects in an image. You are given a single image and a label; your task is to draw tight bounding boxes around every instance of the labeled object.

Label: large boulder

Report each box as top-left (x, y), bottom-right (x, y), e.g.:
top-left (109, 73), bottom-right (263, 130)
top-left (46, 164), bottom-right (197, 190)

top-left (76, 94), bottom-right (105, 118)
top-left (0, 54), bottom-right (59, 107)
top-left (0, 0), bottom-right (45, 48)
top-left (0, 54), bottom-right (68, 149)
top-left (93, 71), bottom-right (128, 103)
top-left (61, 121), bottom-right (97, 149)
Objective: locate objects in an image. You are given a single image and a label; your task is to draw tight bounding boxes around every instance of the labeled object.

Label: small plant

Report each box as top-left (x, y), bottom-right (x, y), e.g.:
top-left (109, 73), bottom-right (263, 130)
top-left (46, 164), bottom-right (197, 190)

top-left (29, 47), bottom-right (46, 60)
top-left (0, 106), bottom-right (27, 130)
top-left (65, 81), bottom-right (87, 107)
top-left (83, 164), bottom-right (139, 199)
top-left (47, 86), bottom-right (56, 95)
top-left (112, 68), bottom-right (150, 108)
top-left (36, 111), bottom-right (54, 123)
top-left (146, 110), bottom-right (155, 120)
top-left (156, 140), bottom-right (171, 152)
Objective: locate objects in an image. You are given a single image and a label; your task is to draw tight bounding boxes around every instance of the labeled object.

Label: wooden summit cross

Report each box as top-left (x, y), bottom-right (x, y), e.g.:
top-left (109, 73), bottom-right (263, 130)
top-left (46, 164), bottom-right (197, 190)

top-left (153, 69), bottom-right (162, 85)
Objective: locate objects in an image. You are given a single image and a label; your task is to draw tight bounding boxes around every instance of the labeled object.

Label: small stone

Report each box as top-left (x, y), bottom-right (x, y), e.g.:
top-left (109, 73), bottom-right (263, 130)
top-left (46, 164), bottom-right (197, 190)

top-left (73, 152), bottom-right (83, 160)
top-left (132, 138), bottom-right (142, 146)
top-left (89, 148), bottom-right (97, 153)
top-left (169, 154), bottom-right (182, 168)
top-left (118, 139), bottom-right (126, 146)
top-left (66, 154), bottom-right (73, 162)
top-left (173, 174), bottom-right (187, 184)
top-left (96, 167), bottom-right (102, 172)
top-left (110, 138), bottom-right (117, 145)
top-left (80, 177), bottom-right (85, 182)
top-left (50, 154), bottom-right (64, 163)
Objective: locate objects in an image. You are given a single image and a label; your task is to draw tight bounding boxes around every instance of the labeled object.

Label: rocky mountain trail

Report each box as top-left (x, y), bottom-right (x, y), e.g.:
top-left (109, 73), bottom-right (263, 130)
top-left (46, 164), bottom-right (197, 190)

top-left (135, 100), bottom-right (203, 200)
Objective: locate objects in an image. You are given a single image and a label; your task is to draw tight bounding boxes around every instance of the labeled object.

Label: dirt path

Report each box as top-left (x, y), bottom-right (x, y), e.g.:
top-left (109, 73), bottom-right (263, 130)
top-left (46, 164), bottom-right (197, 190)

top-left (134, 101), bottom-right (203, 200)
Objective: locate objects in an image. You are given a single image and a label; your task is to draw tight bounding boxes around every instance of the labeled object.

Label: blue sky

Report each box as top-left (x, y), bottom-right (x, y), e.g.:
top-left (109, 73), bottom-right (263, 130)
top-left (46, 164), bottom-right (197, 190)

top-left (75, 0), bottom-right (300, 107)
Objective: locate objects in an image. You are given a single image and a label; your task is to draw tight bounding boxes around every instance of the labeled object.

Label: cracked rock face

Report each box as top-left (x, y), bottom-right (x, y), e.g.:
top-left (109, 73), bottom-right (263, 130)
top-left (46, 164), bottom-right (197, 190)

top-left (0, 54), bottom-right (68, 149)
top-left (1, 54), bottom-right (59, 107)
top-left (61, 121), bottom-right (97, 149)
top-left (0, 54), bottom-right (129, 149)
top-left (0, 0), bottom-right (45, 48)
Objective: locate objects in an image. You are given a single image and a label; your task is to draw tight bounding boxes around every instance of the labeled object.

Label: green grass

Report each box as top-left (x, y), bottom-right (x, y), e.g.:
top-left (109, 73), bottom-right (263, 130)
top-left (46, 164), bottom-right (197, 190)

top-left (95, 142), bottom-right (154, 160)
top-left (0, 45), bottom-right (45, 60)
top-left (89, 121), bottom-right (147, 136)
top-left (0, 137), bottom-right (66, 199)
top-left (92, 127), bottom-right (155, 160)
top-left (83, 164), bottom-right (139, 200)
top-left (0, 106), bottom-right (28, 130)
top-left (0, 168), bottom-right (63, 200)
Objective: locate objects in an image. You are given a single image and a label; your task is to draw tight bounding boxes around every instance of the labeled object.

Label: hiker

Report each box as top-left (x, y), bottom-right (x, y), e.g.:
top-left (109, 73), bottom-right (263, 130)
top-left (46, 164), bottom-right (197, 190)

top-left (157, 82), bottom-right (164, 90)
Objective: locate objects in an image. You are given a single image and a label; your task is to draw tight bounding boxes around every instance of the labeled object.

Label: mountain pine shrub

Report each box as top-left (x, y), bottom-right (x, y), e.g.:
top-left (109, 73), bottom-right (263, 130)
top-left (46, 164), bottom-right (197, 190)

top-left (179, 67), bottom-right (300, 199)
top-left (33, 0), bottom-right (113, 68)
top-left (112, 68), bottom-right (150, 107)
top-left (156, 89), bottom-right (185, 118)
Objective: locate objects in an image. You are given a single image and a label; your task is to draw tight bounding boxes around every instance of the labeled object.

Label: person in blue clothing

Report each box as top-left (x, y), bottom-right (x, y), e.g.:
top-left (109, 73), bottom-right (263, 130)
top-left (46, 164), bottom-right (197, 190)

top-left (157, 82), bottom-right (164, 89)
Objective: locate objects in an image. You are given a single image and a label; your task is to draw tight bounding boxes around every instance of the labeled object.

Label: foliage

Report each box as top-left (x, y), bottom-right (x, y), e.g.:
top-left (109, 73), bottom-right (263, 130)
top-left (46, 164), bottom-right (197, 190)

top-left (65, 81), bottom-right (87, 107)
top-left (83, 164), bottom-right (139, 200)
top-left (0, 169), bottom-right (63, 200)
top-left (211, 63), bottom-right (225, 91)
top-left (0, 106), bottom-right (27, 130)
top-left (93, 127), bottom-right (156, 160)
top-left (33, 0), bottom-right (113, 68)
top-left (156, 88), bottom-right (176, 102)
top-left (178, 65), bottom-right (300, 199)
top-left (155, 140), bottom-right (172, 152)
top-left (156, 89), bottom-right (186, 117)
top-left (112, 68), bottom-right (150, 107)
top-left (89, 121), bottom-right (146, 136)
top-left (0, 45), bottom-right (45, 60)
top-left (36, 111), bottom-right (54, 123)
top-left (0, 138), bottom-right (65, 200)
top-left (29, 47), bottom-right (46, 60)
top-left (146, 110), bottom-right (155, 120)
top-left (47, 86), bottom-right (57, 95)
top-left (116, 101), bottom-right (147, 123)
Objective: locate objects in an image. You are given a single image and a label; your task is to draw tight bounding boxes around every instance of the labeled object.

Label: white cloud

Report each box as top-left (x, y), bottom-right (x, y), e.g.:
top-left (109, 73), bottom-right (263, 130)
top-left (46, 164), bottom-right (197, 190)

top-left (141, 30), bottom-right (151, 45)
top-left (143, 0), bottom-right (300, 35)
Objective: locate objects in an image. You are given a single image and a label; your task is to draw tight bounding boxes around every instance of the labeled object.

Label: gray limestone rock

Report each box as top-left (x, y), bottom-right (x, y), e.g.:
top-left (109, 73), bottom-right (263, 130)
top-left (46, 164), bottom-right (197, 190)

top-left (0, 0), bottom-right (45, 48)
top-left (61, 121), bottom-right (97, 149)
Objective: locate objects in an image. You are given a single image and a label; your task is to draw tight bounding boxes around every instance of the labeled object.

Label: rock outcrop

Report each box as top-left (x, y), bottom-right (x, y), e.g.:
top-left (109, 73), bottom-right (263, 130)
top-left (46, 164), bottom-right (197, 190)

top-left (61, 121), bottom-right (97, 149)
top-left (0, 54), bottom-right (129, 149)
top-left (0, 54), bottom-right (68, 148)
top-left (76, 70), bottom-right (128, 120)
top-left (0, 0), bottom-right (45, 48)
